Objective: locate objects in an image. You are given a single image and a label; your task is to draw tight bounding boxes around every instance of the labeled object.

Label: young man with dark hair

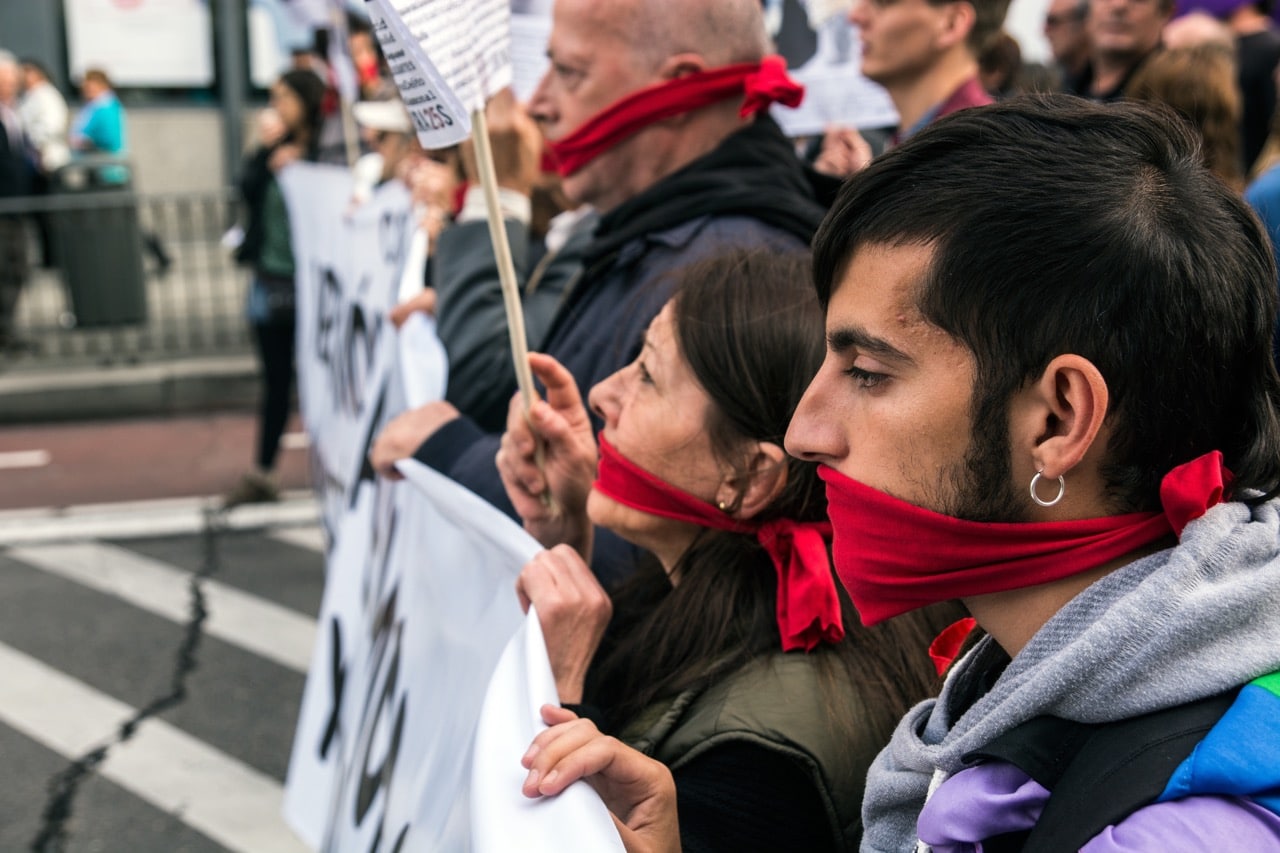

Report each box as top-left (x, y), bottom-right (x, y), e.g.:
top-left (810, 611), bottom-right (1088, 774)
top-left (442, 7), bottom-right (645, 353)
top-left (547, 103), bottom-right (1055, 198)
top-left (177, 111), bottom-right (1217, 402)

top-left (786, 95), bottom-right (1280, 850)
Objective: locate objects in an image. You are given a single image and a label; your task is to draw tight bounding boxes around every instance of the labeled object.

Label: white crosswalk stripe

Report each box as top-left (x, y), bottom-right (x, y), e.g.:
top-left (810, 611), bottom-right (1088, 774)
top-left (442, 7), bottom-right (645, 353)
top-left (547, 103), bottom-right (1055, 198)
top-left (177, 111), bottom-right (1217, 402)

top-left (0, 511), bottom-right (327, 852)
top-left (0, 641), bottom-right (309, 853)
top-left (9, 541), bottom-right (317, 674)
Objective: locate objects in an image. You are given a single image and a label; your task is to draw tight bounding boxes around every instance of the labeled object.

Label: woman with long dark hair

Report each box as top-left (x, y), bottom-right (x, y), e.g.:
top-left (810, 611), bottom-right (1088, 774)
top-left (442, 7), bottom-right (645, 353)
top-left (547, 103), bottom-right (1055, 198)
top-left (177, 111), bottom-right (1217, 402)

top-left (497, 250), bottom-right (958, 851)
top-left (225, 69), bottom-right (329, 507)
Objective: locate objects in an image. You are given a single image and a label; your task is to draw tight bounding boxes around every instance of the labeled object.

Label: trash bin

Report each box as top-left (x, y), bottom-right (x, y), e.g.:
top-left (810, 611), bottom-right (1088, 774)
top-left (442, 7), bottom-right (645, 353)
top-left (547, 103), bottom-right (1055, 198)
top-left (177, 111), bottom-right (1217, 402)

top-left (50, 157), bottom-right (147, 327)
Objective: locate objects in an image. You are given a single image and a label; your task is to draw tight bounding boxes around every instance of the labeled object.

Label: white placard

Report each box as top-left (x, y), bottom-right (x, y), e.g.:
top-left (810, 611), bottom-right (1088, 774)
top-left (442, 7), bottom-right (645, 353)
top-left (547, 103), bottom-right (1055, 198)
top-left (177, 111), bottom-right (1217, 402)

top-left (366, 0), bottom-right (515, 148)
top-left (65, 0), bottom-right (214, 87)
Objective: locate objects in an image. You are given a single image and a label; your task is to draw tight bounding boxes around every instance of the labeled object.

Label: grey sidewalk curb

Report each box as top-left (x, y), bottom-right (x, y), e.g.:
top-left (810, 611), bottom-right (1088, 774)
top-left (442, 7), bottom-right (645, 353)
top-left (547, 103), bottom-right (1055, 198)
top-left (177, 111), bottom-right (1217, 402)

top-left (0, 355), bottom-right (260, 423)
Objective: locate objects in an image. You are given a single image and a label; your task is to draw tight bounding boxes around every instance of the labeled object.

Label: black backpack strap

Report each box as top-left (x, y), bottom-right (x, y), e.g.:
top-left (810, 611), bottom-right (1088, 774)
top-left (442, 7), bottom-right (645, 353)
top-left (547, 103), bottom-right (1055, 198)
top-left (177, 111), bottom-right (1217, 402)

top-left (963, 689), bottom-right (1239, 853)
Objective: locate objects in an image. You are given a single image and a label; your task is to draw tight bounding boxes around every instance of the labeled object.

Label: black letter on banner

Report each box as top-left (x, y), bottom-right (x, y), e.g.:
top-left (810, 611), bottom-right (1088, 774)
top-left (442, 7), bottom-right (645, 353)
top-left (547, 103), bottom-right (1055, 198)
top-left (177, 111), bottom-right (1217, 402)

top-left (318, 617), bottom-right (346, 759)
top-left (353, 620), bottom-right (406, 826)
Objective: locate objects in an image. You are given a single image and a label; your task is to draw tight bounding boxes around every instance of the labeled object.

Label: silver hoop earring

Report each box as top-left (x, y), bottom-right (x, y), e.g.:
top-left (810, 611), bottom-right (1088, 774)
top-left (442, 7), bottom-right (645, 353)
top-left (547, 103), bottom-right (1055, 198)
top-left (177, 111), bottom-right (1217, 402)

top-left (1029, 471), bottom-right (1065, 508)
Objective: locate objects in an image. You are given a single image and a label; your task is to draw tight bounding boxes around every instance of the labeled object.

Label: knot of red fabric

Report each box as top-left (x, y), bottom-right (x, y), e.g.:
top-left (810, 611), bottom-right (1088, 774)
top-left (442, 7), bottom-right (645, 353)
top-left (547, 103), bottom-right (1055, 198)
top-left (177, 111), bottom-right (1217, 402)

top-left (1160, 449), bottom-right (1233, 536)
top-left (758, 518), bottom-right (845, 652)
top-left (594, 434), bottom-right (844, 652)
top-left (741, 55), bottom-right (805, 118)
top-left (928, 617), bottom-right (978, 677)
top-left (545, 55), bottom-right (804, 177)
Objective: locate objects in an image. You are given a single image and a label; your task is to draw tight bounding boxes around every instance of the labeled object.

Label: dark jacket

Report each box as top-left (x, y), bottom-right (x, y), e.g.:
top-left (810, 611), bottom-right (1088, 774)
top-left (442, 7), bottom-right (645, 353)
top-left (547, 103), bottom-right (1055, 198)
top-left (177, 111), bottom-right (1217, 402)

top-left (433, 211), bottom-right (598, 433)
top-left (417, 116), bottom-right (837, 586)
top-left (619, 653), bottom-right (878, 852)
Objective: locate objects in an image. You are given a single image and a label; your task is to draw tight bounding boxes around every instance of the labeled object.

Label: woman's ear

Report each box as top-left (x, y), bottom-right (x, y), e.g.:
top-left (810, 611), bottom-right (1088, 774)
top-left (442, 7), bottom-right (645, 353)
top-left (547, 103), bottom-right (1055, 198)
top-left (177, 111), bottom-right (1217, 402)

top-left (717, 442), bottom-right (789, 521)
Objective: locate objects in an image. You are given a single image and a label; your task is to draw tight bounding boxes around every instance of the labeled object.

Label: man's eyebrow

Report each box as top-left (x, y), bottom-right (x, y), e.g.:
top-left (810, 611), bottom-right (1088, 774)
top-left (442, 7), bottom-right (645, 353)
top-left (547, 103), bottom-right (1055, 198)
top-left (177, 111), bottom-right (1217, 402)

top-left (827, 326), bottom-right (915, 366)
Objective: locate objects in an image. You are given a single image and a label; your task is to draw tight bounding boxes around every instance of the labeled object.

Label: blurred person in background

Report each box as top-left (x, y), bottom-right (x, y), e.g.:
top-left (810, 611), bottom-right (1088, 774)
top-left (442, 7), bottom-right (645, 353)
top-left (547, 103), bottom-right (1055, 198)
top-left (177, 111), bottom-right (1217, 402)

top-left (69, 68), bottom-right (172, 275)
top-left (224, 70), bottom-right (329, 508)
top-left (1069, 0), bottom-right (1171, 100)
top-left (18, 58), bottom-right (68, 269)
top-left (1043, 0), bottom-right (1091, 87)
top-left (1167, 0), bottom-right (1280, 172)
top-left (347, 16), bottom-right (397, 103)
top-left (0, 51), bottom-right (31, 351)
top-left (977, 30), bottom-right (1026, 96)
top-left (348, 98), bottom-right (422, 209)
top-left (813, 0), bottom-right (1011, 178)
top-left (1128, 42), bottom-right (1244, 189)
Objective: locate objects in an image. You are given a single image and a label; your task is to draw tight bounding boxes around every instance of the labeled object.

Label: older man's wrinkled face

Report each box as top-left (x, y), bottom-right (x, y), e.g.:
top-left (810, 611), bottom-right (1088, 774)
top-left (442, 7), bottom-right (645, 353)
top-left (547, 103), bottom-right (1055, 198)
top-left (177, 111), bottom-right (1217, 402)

top-left (527, 0), bottom-right (662, 210)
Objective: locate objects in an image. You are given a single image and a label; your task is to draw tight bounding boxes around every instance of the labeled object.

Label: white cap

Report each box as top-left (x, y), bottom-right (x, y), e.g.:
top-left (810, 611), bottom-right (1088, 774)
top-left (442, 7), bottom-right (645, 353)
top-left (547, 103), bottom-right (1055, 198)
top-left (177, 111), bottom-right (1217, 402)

top-left (352, 99), bottom-right (412, 134)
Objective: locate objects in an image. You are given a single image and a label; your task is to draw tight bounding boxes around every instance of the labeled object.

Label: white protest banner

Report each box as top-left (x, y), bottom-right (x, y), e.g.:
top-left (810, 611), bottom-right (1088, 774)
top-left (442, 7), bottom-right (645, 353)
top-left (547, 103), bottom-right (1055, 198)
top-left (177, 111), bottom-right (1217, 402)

top-left (279, 163), bottom-right (417, 533)
top-left (472, 608), bottom-right (625, 852)
top-left (284, 449), bottom-right (622, 850)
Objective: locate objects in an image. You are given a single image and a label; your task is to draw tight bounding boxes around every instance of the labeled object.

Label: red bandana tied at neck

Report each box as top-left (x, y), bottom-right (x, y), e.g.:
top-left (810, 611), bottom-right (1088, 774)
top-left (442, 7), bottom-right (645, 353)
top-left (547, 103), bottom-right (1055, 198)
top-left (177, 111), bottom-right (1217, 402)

top-left (820, 451), bottom-right (1233, 625)
top-left (594, 433), bottom-right (844, 652)
top-left (545, 55), bottom-right (804, 177)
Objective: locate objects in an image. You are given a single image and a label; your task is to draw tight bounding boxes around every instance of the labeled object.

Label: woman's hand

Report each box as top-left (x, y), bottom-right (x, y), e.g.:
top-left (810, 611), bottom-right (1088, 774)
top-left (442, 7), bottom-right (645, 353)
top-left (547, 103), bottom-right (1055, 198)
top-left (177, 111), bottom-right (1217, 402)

top-left (516, 546), bottom-right (611, 704)
top-left (523, 705), bottom-right (680, 853)
top-left (496, 352), bottom-right (597, 553)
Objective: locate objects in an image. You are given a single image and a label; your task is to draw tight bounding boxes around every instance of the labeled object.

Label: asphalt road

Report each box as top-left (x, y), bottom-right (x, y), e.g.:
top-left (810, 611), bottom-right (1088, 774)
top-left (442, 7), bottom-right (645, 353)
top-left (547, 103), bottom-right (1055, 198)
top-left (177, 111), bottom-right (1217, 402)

top-left (0, 412), bottom-right (327, 852)
top-left (0, 412), bottom-right (313, 510)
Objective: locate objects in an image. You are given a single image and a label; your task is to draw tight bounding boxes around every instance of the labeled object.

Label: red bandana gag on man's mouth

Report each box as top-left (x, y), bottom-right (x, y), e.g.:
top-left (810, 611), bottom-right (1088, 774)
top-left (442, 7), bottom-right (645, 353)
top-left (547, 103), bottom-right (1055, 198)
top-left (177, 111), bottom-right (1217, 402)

top-left (593, 433), bottom-right (844, 652)
top-left (819, 451), bottom-right (1233, 626)
top-left (544, 55), bottom-right (804, 177)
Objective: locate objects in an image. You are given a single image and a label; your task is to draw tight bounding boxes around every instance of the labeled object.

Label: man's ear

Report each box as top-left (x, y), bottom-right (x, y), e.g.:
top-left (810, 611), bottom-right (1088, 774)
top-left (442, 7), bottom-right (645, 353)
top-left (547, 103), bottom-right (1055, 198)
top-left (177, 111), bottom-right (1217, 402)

top-left (936, 0), bottom-right (977, 51)
top-left (717, 441), bottom-right (789, 521)
top-left (657, 53), bottom-right (708, 81)
top-left (1012, 354), bottom-right (1109, 481)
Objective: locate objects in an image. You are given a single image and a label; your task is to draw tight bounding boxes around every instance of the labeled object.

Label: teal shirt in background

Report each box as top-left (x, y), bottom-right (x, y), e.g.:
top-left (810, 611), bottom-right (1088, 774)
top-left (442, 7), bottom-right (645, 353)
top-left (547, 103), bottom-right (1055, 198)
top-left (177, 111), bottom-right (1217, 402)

top-left (71, 92), bottom-right (128, 185)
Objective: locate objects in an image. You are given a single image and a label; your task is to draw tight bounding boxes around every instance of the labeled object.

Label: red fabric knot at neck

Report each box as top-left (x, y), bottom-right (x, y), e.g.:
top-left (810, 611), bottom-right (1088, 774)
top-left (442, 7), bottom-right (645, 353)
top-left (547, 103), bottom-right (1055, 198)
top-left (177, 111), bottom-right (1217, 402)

top-left (928, 617), bottom-right (978, 677)
top-left (820, 450), bottom-right (1234, 626)
top-left (544, 55), bottom-right (804, 177)
top-left (756, 517), bottom-right (844, 652)
top-left (593, 433), bottom-right (844, 652)
top-left (1160, 449), bottom-right (1232, 536)
top-left (741, 55), bottom-right (805, 117)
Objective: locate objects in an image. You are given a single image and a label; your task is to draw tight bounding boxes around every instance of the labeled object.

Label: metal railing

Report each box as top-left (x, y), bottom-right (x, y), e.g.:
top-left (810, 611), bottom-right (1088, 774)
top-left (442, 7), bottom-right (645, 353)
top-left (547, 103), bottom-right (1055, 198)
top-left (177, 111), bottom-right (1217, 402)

top-left (0, 183), bottom-right (252, 369)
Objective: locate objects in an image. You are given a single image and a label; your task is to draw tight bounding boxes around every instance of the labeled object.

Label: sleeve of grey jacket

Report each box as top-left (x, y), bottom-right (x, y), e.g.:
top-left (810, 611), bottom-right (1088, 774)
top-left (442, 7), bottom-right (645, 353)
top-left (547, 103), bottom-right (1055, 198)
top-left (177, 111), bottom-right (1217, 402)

top-left (433, 218), bottom-right (532, 432)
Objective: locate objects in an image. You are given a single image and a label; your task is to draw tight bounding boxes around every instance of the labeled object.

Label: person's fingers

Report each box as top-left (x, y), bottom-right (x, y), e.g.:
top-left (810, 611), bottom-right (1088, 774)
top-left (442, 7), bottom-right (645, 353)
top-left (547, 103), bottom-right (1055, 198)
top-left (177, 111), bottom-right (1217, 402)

top-left (544, 544), bottom-right (604, 602)
top-left (520, 717), bottom-right (606, 796)
top-left (529, 353), bottom-right (584, 416)
top-left (541, 704), bottom-right (579, 727)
